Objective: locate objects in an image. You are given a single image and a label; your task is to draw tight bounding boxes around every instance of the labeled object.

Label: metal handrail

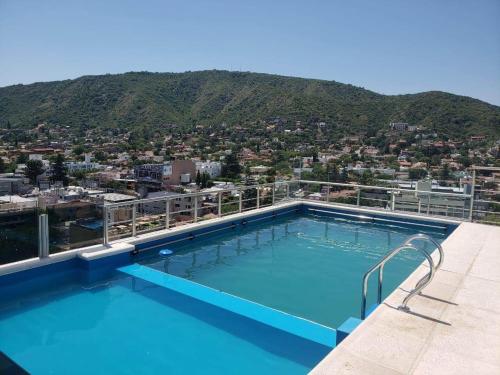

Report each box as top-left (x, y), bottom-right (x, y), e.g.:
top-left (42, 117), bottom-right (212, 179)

top-left (101, 178), bottom-right (471, 247)
top-left (404, 233), bottom-right (444, 270)
top-left (297, 179), bottom-right (473, 199)
top-left (360, 233), bottom-right (444, 319)
top-left (102, 182), bottom-right (291, 245)
top-left (103, 181), bottom-right (289, 208)
top-left (404, 234), bottom-right (444, 290)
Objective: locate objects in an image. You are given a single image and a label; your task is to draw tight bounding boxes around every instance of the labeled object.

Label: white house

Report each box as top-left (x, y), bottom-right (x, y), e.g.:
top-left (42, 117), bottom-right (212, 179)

top-left (196, 161), bottom-right (222, 178)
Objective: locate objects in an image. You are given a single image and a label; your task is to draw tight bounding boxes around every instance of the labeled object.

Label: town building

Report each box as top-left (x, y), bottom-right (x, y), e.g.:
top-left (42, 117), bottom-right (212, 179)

top-left (195, 161), bottom-right (222, 178)
top-left (134, 160), bottom-right (196, 188)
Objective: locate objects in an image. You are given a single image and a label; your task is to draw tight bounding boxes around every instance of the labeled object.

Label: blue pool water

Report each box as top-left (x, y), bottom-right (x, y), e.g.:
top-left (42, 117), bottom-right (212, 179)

top-left (0, 274), bottom-right (330, 374)
top-left (138, 213), bottom-right (447, 328)
top-left (0, 209), bottom-right (451, 374)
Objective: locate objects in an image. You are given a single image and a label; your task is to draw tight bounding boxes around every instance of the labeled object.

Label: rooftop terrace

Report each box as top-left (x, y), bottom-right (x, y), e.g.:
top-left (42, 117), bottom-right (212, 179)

top-left (0, 179), bottom-right (499, 373)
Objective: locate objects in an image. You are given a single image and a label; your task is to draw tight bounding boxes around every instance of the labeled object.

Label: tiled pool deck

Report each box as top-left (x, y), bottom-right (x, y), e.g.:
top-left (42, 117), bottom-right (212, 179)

top-left (311, 221), bottom-right (500, 374)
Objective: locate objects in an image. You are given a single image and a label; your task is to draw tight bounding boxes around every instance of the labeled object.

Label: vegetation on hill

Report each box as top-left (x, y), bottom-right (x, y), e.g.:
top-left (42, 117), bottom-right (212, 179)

top-left (1, 70), bottom-right (499, 138)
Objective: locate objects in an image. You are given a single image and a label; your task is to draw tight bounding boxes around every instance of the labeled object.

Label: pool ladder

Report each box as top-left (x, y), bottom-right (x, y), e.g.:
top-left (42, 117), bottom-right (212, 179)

top-left (360, 234), bottom-right (444, 319)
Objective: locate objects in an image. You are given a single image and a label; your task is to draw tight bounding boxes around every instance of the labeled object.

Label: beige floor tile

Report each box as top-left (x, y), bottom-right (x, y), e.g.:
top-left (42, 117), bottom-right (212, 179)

top-left (453, 276), bottom-right (500, 314)
top-left (425, 323), bottom-right (500, 367)
top-left (341, 320), bottom-right (427, 374)
top-left (469, 249), bottom-right (500, 282)
top-left (311, 347), bottom-right (404, 375)
top-left (412, 347), bottom-right (500, 375)
top-left (441, 304), bottom-right (500, 337)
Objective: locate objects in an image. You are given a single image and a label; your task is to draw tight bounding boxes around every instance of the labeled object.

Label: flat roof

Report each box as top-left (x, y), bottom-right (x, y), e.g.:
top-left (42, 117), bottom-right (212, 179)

top-left (0, 195), bottom-right (37, 203)
top-left (99, 193), bottom-right (136, 202)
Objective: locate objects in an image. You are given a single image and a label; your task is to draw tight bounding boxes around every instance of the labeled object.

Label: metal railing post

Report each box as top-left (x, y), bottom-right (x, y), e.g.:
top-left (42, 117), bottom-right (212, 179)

top-left (38, 213), bottom-right (49, 258)
top-left (286, 183), bottom-right (290, 199)
top-left (377, 267), bottom-right (383, 303)
top-left (391, 191), bottom-right (396, 211)
top-left (218, 191), bottom-right (222, 217)
top-left (132, 203), bottom-right (137, 237)
top-left (103, 205), bottom-right (109, 246)
top-left (326, 186), bottom-right (330, 203)
top-left (239, 188), bottom-right (243, 213)
top-left (356, 188), bottom-right (361, 206)
top-left (469, 168), bottom-right (476, 222)
top-left (165, 199), bottom-right (170, 229)
top-left (194, 195), bottom-right (198, 222)
top-left (256, 186), bottom-right (260, 209)
top-left (272, 184), bottom-right (275, 205)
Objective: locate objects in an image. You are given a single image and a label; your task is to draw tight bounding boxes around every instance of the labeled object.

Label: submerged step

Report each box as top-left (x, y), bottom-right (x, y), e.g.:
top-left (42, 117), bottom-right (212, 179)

top-left (118, 263), bottom-right (336, 348)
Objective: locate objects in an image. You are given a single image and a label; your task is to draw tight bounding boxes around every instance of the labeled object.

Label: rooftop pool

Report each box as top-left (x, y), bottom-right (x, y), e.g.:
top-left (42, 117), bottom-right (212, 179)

top-left (0, 204), bottom-right (457, 374)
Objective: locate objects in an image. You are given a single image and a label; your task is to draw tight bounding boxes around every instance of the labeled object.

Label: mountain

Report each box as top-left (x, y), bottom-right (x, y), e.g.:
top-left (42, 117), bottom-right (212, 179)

top-left (0, 70), bottom-right (499, 138)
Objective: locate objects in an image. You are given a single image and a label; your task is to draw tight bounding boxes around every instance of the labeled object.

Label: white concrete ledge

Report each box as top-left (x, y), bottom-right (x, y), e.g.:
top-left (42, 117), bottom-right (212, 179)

top-left (78, 242), bottom-right (135, 261)
top-left (0, 242), bottom-right (105, 276)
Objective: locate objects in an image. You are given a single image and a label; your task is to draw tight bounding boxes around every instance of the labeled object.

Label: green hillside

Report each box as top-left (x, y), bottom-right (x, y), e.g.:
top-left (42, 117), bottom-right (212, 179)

top-left (0, 70), bottom-right (499, 138)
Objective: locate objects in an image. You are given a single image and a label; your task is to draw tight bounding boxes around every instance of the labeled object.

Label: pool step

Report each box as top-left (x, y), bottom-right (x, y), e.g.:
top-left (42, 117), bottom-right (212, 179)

top-left (118, 264), bottom-right (336, 348)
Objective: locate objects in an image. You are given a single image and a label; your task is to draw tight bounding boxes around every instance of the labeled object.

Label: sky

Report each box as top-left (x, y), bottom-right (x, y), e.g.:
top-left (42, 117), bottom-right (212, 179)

top-left (1, 0), bottom-right (499, 105)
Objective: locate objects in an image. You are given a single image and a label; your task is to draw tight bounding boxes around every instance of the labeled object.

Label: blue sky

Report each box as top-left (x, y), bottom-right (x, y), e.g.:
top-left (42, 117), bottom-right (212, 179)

top-left (1, 0), bottom-right (499, 105)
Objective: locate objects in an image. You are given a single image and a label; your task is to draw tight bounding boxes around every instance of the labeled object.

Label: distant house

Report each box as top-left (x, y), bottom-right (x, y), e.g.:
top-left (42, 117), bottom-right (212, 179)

top-left (0, 174), bottom-right (29, 196)
top-left (470, 135), bottom-right (486, 142)
top-left (196, 161), bottom-right (222, 178)
top-left (134, 160), bottom-right (196, 187)
top-left (389, 122), bottom-right (416, 132)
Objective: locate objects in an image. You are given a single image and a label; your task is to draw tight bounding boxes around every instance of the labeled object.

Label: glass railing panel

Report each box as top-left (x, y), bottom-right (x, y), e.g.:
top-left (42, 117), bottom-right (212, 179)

top-left (197, 193), bottom-right (219, 222)
top-left (241, 186), bottom-right (258, 211)
top-left (0, 207), bottom-right (38, 264)
top-left (220, 193), bottom-right (240, 216)
top-left (47, 201), bottom-right (103, 253)
top-left (135, 200), bottom-right (166, 235)
top-left (107, 203), bottom-right (134, 241)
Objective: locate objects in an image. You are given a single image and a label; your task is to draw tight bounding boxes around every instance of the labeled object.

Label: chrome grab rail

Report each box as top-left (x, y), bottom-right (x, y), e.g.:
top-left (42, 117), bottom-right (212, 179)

top-left (403, 233), bottom-right (444, 293)
top-left (360, 233), bottom-right (444, 319)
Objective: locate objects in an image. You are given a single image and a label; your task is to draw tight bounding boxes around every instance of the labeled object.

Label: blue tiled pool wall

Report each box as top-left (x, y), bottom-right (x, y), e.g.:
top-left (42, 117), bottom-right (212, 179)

top-left (119, 263), bottom-right (337, 348)
top-left (301, 205), bottom-right (458, 237)
top-left (124, 275), bottom-right (333, 368)
top-left (0, 203), bottom-right (457, 299)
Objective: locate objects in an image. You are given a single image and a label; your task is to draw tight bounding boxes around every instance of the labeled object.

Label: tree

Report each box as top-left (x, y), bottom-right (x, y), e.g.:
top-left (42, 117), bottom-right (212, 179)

top-left (340, 168), bottom-right (349, 182)
top-left (16, 154), bottom-right (28, 164)
top-left (73, 145), bottom-right (85, 156)
top-left (25, 159), bottom-right (44, 184)
top-left (409, 168), bottom-right (427, 180)
top-left (51, 154), bottom-right (69, 186)
top-left (94, 150), bottom-right (107, 162)
top-left (195, 170), bottom-right (202, 186)
top-left (440, 163), bottom-right (451, 181)
top-left (359, 170), bottom-right (374, 185)
top-left (222, 153), bottom-right (242, 179)
top-left (0, 158), bottom-right (5, 173)
top-left (201, 172), bottom-right (209, 188)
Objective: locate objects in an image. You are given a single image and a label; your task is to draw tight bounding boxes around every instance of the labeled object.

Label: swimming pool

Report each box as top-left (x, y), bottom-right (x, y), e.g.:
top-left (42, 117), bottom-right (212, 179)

top-left (136, 210), bottom-right (449, 328)
top-left (0, 204), bottom-right (456, 374)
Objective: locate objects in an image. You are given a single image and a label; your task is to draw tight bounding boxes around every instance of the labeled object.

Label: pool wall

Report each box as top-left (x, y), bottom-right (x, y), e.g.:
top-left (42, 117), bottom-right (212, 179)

top-left (0, 201), bottom-right (459, 290)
